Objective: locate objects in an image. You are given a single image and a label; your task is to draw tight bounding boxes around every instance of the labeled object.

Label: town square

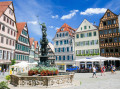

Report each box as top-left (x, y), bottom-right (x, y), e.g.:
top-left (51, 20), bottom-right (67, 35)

top-left (0, 0), bottom-right (120, 89)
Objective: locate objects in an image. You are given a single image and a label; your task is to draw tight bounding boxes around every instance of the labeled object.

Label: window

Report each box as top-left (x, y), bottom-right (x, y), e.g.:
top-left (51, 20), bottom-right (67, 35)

top-left (71, 47), bottom-right (73, 51)
top-left (76, 34), bottom-right (79, 38)
top-left (89, 26), bottom-right (90, 29)
top-left (6, 39), bottom-right (8, 44)
top-left (2, 26), bottom-right (5, 31)
top-left (59, 56), bottom-right (61, 60)
top-left (10, 40), bottom-right (11, 45)
top-left (113, 29), bottom-right (117, 33)
top-left (106, 49), bottom-right (109, 53)
top-left (104, 30), bottom-right (107, 34)
top-left (81, 34), bottom-right (84, 38)
top-left (107, 20), bottom-right (111, 25)
top-left (67, 47), bottom-right (69, 52)
top-left (100, 39), bottom-right (104, 43)
top-left (114, 38), bottom-right (117, 42)
top-left (84, 26), bottom-right (87, 29)
top-left (60, 33), bottom-right (61, 37)
top-left (67, 56), bottom-right (69, 60)
top-left (81, 27), bottom-right (82, 30)
top-left (101, 49), bottom-right (104, 53)
top-left (112, 19), bottom-right (116, 24)
top-left (95, 49), bottom-right (99, 54)
top-left (108, 29), bottom-right (112, 34)
top-left (110, 49), bottom-right (113, 53)
top-left (107, 12), bottom-right (110, 17)
top-left (61, 28), bottom-right (64, 31)
top-left (105, 39), bottom-right (108, 43)
top-left (1, 36), bottom-right (4, 43)
top-left (58, 48), bottom-right (61, 52)
top-left (93, 32), bottom-right (96, 36)
top-left (84, 33), bottom-right (88, 37)
top-left (8, 51), bottom-right (10, 60)
top-left (64, 40), bottom-right (66, 44)
top-left (63, 56), bottom-right (65, 60)
top-left (109, 38), bottom-right (113, 43)
top-left (115, 49), bottom-right (118, 52)
top-left (119, 37), bottom-right (120, 42)
top-left (3, 51), bottom-right (7, 60)
top-left (90, 49), bottom-right (93, 54)
top-left (12, 22), bottom-right (14, 26)
top-left (86, 50), bottom-right (89, 54)
top-left (11, 30), bottom-right (13, 35)
top-left (89, 32), bottom-right (92, 37)
top-left (81, 50), bottom-right (85, 55)
top-left (103, 21), bottom-right (106, 26)
top-left (85, 41), bottom-right (89, 45)
top-left (94, 40), bottom-right (98, 45)
top-left (14, 32), bottom-right (16, 37)
top-left (7, 29), bottom-right (10, 34)
top-left (63, 47), bottom-right (65, 52)
top-left (0, 50), bottom-right (2, 59)
top-left (66, 40), bottom-right (69, 44)
top-left (57, 34), bottom-right (58, 37)
top-left (56, 41), bottom-right (58, 45)
top-left (66, 32), bottom-right (68, 36)
top-left (3, 16), bottom-right (6, 21)
top-left (89, 40), bottom-right (92, 45)
top-left (56, 56), bottom-right (57, 60)
top-left (99, 31), bottom-right (103, 35)
top-left (60, 41), bottom-right (62, 45)
top-left (63, 33), bottom-right (64, 37)
top-left (0, 24), bottom-right (1, 30)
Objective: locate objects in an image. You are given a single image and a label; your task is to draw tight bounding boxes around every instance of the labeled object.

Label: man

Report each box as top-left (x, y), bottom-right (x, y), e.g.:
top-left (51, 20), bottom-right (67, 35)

top-left (92, 66), bottom-right (97, 78)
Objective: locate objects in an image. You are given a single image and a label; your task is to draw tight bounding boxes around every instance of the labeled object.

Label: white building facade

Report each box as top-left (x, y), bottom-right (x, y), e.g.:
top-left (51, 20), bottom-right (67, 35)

top-left (75, 19), bottom-right (100, 69)
top-left (0, 1), bottom-right (17, 71)
top-left (53, 23), bottom-right (75, 72)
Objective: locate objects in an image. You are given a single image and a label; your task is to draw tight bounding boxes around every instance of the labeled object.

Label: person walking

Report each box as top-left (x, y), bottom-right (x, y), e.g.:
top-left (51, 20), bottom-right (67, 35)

top-left (112, 65), bottom-right (116, 74)
top-left (3, 68), bottom-right (5, 75)
top-left (92, 66), bottom-right (97, 78)
top-left (100, 66), bottom-right (104, 76)
top-left (110, 64), bottom-right (113, 74)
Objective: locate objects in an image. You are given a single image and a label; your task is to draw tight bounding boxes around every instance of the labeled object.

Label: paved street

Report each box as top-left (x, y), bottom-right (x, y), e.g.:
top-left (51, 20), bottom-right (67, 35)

top-left (0, 71), bottom-right (120, 89)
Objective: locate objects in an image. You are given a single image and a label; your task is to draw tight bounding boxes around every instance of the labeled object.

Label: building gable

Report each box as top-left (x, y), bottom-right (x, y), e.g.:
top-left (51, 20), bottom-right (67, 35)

top-left (76, 19), bottom-right (97, 32)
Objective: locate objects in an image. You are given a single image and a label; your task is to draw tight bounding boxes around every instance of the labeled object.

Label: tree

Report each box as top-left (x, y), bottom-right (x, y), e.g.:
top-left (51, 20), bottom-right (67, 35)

top-left (11, 59), bottom-right (16, 65)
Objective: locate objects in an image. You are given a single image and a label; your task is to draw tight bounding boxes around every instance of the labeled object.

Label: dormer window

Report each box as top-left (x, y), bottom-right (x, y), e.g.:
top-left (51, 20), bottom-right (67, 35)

top-left (107, 12), bottom-right (110, 17)
top-left (61, 28), bottom-right (64, 31)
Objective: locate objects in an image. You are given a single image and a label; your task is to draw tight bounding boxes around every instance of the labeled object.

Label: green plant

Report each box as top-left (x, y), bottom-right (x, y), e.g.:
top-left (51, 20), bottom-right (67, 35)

top-left (11, 59), bottom-right (16, 65)
top-left (5, 75), bottom-right (11, 82)
top-left (0, 81), bottom-right (10, 89)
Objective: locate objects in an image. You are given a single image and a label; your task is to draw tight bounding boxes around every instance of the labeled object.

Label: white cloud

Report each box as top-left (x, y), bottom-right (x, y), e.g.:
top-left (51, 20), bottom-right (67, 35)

top-left (61, 10), bottom-right (79, 20)
top-left (49, 26), bottom-right (54, 28)
top-left (27, 21), bottom-right (38, 25)
top-left (55, 27), bottom-right (59, 30)
top-left (51, 15), bottom-right (59, 19)
top-left (80, 8), bottom-right (107, 15)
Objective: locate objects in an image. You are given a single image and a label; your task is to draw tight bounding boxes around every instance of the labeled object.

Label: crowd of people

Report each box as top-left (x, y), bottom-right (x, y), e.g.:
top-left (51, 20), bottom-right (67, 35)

top-left (92, 64), bottom-right (116, 78)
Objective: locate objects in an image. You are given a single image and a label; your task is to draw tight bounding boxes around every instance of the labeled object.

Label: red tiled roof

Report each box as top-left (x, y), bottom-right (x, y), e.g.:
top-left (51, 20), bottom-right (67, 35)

top-left (57, 23), bottom-right (76, 36)
top-left (29, 38), bottom-right (34, 47)
top-left (0, 1), bottom-right (12, 16)
top-left (16, 22), bottom-right (26, 40)
top-left (34, 41), bottom-right (38, 50)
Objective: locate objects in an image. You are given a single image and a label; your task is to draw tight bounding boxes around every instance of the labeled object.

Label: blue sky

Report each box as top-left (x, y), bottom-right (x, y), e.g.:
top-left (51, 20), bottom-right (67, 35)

top-left (1, 0), bottom-right (120, 44)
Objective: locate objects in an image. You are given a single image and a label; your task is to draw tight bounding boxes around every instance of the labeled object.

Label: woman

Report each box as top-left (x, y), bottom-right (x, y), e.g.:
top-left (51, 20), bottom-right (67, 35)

top-left (100, 66), bottom-right (104, 76)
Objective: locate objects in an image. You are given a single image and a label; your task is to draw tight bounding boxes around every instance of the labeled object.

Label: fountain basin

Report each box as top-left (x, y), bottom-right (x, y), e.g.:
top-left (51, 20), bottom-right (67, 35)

top-left (10, 73), bottom-right (74, 87)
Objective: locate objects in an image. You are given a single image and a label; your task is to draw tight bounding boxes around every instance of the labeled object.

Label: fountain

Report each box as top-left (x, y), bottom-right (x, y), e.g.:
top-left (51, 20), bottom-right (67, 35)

top-left (10, 22), bottom-right (74, 87)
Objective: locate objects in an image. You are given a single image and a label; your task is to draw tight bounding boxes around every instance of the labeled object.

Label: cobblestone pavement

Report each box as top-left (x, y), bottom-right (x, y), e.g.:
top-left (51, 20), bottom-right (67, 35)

top-left (1, 71), bottom-right (120, 89)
